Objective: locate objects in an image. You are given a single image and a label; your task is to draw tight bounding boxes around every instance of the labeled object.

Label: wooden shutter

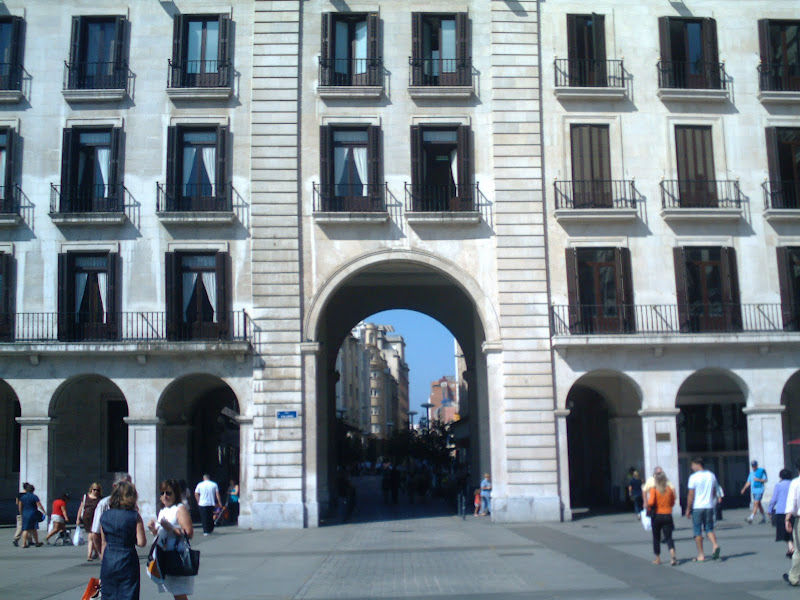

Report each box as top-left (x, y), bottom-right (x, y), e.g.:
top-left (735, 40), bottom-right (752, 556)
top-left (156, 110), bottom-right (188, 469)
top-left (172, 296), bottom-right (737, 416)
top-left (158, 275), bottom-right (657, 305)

top-left (673, 247), bottom-right (690, 332)
top-left (109, 127), bottom-right (123, 209)
top-left (164, 252), bottom-right (179, 340)
top-left (615, 248), bottom-right (635, 332)
top-left (69, 16), bottom-right (81, 64)
top-left (757, 19), bottom-right (772, 65)
top-left (765, 127), bottom-right (780, 183)
top-left (9, 17), bottom-right (22, 89)
top-left (566, 15), bottom-right (578, 60)
top-left (0, 253), bottom-right (10, 320)
top-left (411, 13), bottom-right (423, 85)
top-left (112, 16), bottom-right (126, 65)
top-left (367, 12), bottom-right (379, 86)
top-left (216, 125), bottom-right (229, 207)
top-left (320, 13), bottom-right (332, 85)
top-left (215, 252), bottom-right (229, 337)
top-left (658, 17), bottom-right (671, 62)
top-left (457, 125), bottom-right (472, 206)
top-left (4, 128), bottom-right (14, 207)
top-left (171, 15), bottom-right (185, 86)
top-left (777, 247), bottom-right (798, 330)
top-left (367, 125), bottom-right (381, 208)
top-left (455, 13), bottom-right (469, 85)
top-left (166, 126), bottom-right (178, 201)
top-left (106, 252), bottom-right (119, 339)
top-left (319, 125), bottom-right (332, 204)
top-left (676, 125), bottom-right (716, 206)
top-left (720, 247), bottom-right (742, 330)
top-left (410, 125), bottom-right (423, 209)
top-left (592, 14), bottom-right (607, 85)
top-left (702, 18), bottom-right (719, 87)
top-left (60, 128), bottom-right (75, 206)
top-left (565, 248), bottom-right (580, 331)
top-left (57, 253), bottom-right (70, 340)
top-left (218, 15), bottom-right (231, 86)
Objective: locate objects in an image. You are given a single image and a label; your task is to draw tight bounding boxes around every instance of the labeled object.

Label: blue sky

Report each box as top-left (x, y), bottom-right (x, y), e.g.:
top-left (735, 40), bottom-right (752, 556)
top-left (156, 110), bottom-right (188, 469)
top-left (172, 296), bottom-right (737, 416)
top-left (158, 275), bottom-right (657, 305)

top-left (366, 309), bottom-right (456, 419)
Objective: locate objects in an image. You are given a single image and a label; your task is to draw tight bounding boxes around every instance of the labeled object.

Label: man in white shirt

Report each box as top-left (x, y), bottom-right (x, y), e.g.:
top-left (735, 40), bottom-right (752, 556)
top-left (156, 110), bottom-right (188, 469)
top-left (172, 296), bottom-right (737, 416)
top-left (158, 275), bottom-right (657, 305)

top-left (782, 461), bottom-right (800, 585)
top-left (195, 474), bottom-right (222, 535)
top-left (684, 457), bottom-right (720, 562)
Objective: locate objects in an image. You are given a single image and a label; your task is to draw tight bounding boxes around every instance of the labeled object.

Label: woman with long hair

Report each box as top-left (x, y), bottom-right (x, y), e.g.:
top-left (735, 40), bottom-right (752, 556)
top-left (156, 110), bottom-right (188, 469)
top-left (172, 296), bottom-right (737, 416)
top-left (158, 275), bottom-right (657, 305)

top-left (99, 481), bottom-right (147, 599)
top-left (148, 479), bottom-right (195, 600)
top-left (647, 471), bottom-right (678, 565)
top-left (77, 482), bottom-right (103, 561)
top-left (19, 483), bottom-right (46, 548)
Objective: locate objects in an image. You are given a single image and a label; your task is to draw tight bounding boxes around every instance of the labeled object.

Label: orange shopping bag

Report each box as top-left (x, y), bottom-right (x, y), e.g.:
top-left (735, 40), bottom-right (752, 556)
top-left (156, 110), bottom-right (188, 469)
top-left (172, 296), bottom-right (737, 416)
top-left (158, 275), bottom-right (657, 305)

top-left (80, 577), bottom-right (101, 600)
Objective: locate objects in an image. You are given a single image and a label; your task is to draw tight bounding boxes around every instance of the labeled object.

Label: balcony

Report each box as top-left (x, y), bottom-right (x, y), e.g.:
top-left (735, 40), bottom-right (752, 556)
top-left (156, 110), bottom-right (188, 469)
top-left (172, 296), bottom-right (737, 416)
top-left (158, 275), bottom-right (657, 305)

top-left (0, 185), bottom-right (22, 227)
top-left (404, 183), bottom-right (480, 224)
top-left (156, 182), bottom-right (234, 225)
top-left (763, 180), bottom-right (800, 224)
top-left (0, 62), bottom-right (24, 103)
top-left (312, 183), bottom-right (388, 224)
top-left (62, 61), bottom-right (130, 102)
top-left (657, 60), bottom-right (728, 102)
top-left (553, 58), bottom-right (626, 100)
top-left (318, 58), bottom-right (383, 99)
top-left (553, 179), bottom-right (637, 223)
top-left (50, 183), bottom-right (127, 225)
top-left (167, 60), bottom-right (233, 100)
top-left (660, 179), bottom-right (742, 223)
top-left (758, 62), bottom-right (800, 103)
top-left (408, 57), bottom-right (473, 98)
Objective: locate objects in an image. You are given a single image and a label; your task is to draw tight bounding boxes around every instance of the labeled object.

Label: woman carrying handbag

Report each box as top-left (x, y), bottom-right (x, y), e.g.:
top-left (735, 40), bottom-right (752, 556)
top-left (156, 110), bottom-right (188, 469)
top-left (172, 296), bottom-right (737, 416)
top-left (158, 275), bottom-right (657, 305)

top-left (148, 479), bottom-right (196, 600)
top-left (647, 471), bottom-right (678, 565)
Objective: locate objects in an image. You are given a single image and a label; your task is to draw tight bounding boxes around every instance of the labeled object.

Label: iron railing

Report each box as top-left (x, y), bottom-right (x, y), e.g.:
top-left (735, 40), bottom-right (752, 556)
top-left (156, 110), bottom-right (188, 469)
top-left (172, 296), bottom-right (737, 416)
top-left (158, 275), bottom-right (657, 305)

top-left (167, 59), bottom-right (232, 88)
top-left (313, 183), bottom-right (386, 212)
top-left (157, 182), bottom-right (233, 212)
top-left (0, 62), bottom-right (22, 91)
top-left (64, 61), bottom-right (129, 90)
top-left (319, 57), bottom-right (383, 87)
top-left (0, 184), bottom-right (21, 215)
top-left (554, 179), bottom-right (636, 209)
top-left (763, 180), bottom-right (800, 210)
top-left (657, 60), bottom-right (726, 90)
top-left (758, 62), bottom-right (800, 93)
top-left (551, 303), bottom-right (791, 336)
top-left (409, 57), bottom-right (472, 86)
top-left (405, 183), bottom-right (478, 212)
top-left (554, 58), bottom-right (625, 88)
top-left (660, 179), bottom-right (742, 209)
top-left (50, 183), bottom-right (125, 214)
top-left (0, 310), bottom-right (252, 343)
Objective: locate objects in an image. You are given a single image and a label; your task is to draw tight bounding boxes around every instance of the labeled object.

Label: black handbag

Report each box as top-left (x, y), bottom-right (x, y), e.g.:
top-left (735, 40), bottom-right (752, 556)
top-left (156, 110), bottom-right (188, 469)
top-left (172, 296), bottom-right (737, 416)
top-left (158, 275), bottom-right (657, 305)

top-left (157, 536), bottom-right (200, 576)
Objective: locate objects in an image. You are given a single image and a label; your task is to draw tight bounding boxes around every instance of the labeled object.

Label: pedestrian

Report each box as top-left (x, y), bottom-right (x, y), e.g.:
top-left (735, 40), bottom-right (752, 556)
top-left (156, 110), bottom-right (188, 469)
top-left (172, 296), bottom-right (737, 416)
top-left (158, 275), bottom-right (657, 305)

top-left (783, 460), bottom-right (800, 585)
top-left (11, 484), bottom-right (24, 546)
top-left (227, 480), bottom-right (240, 524)
top-left (684, 457), bottom-right (721, 562)
top-left (647, 470), bottom-right (677, 566)
top-left (742, 460), bottom-right (768, 524)
top-left (629, 470), bottom-right (644, 518)
top-left (194, 474), bottom-right (222, 535)
top-left (19, 482), bottom-right (46, 548)
top-left (45, 492), bottom-right (69, 544)
top-left (769, 469), bottom-right (795, 558)
top-left (642, 466), bottom-right (673, 498)
top-left (715, 484), bottom-right (725, 521)
top-left (92, 472), bottom-right (133, 559)
top-left (480, 473), bottom-right (492, 516)
top-left (99, 481), bottom-right (147, 600)
top-left (77, 482), bottom-right (103, 561)
top-left (148, 479), bottom-right (195, 600)
top-left (473, 488), bottom-right (481, 516)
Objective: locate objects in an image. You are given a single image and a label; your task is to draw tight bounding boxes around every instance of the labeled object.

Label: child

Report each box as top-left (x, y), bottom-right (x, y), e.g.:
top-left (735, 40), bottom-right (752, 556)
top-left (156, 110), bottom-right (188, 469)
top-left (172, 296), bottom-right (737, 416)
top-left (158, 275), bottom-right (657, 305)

top-left (473, 489), bottom-right (481, 517)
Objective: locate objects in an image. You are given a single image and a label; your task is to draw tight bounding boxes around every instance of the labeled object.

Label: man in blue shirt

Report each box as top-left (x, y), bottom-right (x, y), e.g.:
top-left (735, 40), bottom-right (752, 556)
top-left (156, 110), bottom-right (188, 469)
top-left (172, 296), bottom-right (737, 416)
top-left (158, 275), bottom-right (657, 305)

top-left (742, 460), bottom-right (768, 524)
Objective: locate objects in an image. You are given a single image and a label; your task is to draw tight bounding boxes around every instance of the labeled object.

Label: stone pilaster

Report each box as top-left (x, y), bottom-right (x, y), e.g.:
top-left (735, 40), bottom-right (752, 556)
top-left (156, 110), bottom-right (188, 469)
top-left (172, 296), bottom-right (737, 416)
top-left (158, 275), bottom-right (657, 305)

top-left (743, 404), bottom-right (785, 505)
top-left (124, 418), bottom-right (161, 522)
top-left (639, 408), bottom-right (681, 514)
top-left (17, 417), bottom-right (51, 507)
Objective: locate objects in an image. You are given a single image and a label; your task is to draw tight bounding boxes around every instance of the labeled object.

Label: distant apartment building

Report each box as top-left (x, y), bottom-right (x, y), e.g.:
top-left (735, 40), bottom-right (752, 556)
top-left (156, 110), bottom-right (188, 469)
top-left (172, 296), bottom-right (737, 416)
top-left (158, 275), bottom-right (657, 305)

top-left (429, 376), bottom-right (459, 424)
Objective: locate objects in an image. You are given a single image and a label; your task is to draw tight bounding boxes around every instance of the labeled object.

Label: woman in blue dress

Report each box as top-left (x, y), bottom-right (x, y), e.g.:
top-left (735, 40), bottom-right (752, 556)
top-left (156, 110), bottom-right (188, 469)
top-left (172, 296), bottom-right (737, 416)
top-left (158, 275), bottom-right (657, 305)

top-left (19, 482), bottom-right (46, 548)
top-left (100, 481), bottom-right (147, 600)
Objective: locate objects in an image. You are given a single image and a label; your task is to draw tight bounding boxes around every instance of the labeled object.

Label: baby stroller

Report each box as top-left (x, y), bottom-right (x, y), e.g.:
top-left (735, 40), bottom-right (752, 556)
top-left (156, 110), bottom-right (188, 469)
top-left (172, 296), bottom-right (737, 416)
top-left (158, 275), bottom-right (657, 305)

top-left (213, 503), bottom-right (230, 526)
top-left (53, 525), bottom-right (74, 546)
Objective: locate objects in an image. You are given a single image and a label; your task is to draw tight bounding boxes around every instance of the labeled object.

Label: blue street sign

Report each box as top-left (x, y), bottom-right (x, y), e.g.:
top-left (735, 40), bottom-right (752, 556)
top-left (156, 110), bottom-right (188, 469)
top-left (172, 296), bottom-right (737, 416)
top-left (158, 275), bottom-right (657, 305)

top-left (277, 410), bottom-right (298, 419)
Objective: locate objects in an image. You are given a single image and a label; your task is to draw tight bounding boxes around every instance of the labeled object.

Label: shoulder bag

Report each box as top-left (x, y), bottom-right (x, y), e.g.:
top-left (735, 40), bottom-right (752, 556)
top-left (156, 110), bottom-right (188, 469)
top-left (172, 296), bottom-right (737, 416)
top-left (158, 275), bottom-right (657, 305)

top-left (157, 535), bottom-right (200, 577)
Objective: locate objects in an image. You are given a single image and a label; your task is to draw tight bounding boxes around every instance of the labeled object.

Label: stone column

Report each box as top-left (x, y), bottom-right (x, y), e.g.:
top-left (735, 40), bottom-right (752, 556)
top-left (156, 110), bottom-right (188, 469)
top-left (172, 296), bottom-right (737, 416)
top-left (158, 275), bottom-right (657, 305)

top-left (554, 409), bottom-right (571, 521)
top-left (124, 418), bottom-right (161, 522)
top-left (301, 342), bottom-right (321, 527)
top-left (235, 415), bottom-right (253, 528)
top-left (17, 417), bottom-right (51, 507)
top-left (638, 409), bottom-right (680, 515)
top-left (743, 404), bottom-right (785, 506)
top-left (482, 341), bottom-right (507, 522)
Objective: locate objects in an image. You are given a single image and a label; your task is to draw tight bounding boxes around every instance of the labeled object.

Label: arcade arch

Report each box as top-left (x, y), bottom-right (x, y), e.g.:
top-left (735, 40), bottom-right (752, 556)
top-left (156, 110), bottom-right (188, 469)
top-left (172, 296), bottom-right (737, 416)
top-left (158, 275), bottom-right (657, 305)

top-left (0, 381), bottom-right (20, 501)
top-left (782, 371), bottom-right (800, 469)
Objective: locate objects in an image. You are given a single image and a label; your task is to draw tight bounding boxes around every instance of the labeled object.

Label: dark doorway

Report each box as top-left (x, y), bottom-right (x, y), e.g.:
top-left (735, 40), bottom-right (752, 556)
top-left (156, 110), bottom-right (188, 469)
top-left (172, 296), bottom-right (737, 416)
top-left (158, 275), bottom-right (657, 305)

top-left (567, 386), bottom-right (611, 508)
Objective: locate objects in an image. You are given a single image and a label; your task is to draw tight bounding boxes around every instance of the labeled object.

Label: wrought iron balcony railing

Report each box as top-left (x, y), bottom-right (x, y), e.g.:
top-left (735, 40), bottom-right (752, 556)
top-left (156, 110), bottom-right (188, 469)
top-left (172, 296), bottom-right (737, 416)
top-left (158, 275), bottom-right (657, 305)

top-left (758, 62), bottom-right (800, 93)
top-left (660, 179), bottom-right (742, 209)
top-left (157, 182), bottom-right (233, 212)
top-left (554, 179), bottom-right (636, 209)
top-left (763, 180), bottom-right (800, 210)
top-left (167, 59), bottom-right (232, 89)
top-left (0, 310), bottom-right (252, 343)
top-left (319, 57), bottom-right (383, 87)
top-left (657, 60), bottom-right (726, 90)
top-left (313, 183), bottom-right (386, 212)
top-left (554, 58), bottom-right (625, 88)
top-left (404, 183), bottom-right (478, 213)
top-left (63, 61), bottom-right (129, 90)
top-left (50, 183), bottom-right (125, 214)
top-left (0, 62), bottom-right (22, 91)
top-left (551, 303), bottom-right (792, 336)
top-left (409, 57), bottom-right (472, 87)
top-left (0, 184), bottom-right (21, 215)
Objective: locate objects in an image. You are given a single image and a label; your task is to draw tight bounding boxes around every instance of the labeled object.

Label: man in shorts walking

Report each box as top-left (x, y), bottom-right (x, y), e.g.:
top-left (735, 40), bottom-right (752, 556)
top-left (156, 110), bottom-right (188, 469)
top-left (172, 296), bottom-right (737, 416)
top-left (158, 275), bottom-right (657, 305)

top-left (741, 460), bottom-right (768, 524)
top-left (685, 457), bottom-right (721, 562)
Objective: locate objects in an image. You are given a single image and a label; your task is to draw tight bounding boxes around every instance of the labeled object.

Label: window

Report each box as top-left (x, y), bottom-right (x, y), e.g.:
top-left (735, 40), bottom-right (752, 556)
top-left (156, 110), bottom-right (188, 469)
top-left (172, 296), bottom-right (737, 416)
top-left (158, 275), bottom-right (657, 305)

top-left (165, 251), bottom-right (228, 340)
top-left (0, 17), bottom-right (23, 92)
top-left (170, 15), bottom-right (231, 88)
top-left (766, 127), bottom-right (800, 209)
top-left (673, 247), bottom-right (741, 333)
top-left (675, 125), bottom-right (716, 207)
top-left (59, 127), bottom-right (123, 212)
top-left (57, 252), bottom-right (119, 341)
top-left (165, 125), bottom-right (229, 211)
top-left (411, 13), bottom-right (469, 86)
top-left (0, 252), bottom-right (11, 340)
top-left (319, 126), bottom-right (381, 211)
top-left (565, 247), bottom-right (634, 334)
top-left (777, 247), bottom-right (800, 331)
top-left (66, 16), bottom-right (126, 90)
top-left (566, 14), bottom-right (606, 86)
top-left (106, 398), bottom-right (128, 472)
top-left (758, 20), bottom-right (800, 92)
top-left (658, 17), bottom-right (720, 89)
top-left (0, 128), bottom-right (17, 213)
top-left (320, 13), bottom-right (379, 86)
top-left (570, 124), bottom-right (611, 208)
top-left (409, 125), bottom-right (472, 211)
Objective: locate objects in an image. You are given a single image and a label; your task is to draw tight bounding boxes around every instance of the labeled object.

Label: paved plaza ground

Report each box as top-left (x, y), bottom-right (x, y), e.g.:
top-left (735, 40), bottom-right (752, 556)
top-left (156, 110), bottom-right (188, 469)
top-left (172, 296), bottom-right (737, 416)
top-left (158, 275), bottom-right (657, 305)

top-left (3, 477), bottom-right (800, 600)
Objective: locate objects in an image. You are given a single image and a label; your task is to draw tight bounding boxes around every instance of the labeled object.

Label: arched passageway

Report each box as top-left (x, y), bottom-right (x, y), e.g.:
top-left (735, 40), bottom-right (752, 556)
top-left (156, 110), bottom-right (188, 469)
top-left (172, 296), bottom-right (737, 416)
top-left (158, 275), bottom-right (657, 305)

top-left (566, 371), bottom-right (642, 510)
top-left (0, 381), bottom-right (20, 519)
top-left (782, 371), bottom-right (800, 469)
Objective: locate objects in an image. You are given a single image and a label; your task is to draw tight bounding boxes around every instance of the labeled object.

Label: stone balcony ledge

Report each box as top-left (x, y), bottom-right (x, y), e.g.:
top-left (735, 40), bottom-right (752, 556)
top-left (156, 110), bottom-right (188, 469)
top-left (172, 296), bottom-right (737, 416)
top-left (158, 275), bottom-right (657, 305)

top-left (553, 331), bottom-right (800, 351)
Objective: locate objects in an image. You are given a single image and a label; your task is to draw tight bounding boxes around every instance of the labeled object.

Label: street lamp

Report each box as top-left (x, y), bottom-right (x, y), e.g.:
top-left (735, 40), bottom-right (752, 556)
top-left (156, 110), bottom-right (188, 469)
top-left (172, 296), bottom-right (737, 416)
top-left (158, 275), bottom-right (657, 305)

top-left (408, 410), bottom-right (417, 429)
top-left (421, 402), bottom-right (434, 430)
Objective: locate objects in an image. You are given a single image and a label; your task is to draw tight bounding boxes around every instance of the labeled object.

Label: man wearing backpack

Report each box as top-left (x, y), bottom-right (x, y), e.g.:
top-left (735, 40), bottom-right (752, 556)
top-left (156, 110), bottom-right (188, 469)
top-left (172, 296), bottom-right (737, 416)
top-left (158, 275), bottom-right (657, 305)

top-left (742, 460), bottom-right (768, 524)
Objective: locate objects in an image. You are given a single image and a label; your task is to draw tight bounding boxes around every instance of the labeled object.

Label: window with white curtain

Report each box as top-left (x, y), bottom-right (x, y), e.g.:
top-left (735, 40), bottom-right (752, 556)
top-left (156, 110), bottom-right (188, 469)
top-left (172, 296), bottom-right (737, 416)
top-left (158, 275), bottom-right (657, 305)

top-left (181, 130), bottom-right (217, 198)
top-left (72, 254), bottom-right (109, 323)
top-left (180, 254), bottom-right (217, 323)
top-left (77, 131), bottom-right (111, 199)
top-left (333, 129), bottom-right (368, 196)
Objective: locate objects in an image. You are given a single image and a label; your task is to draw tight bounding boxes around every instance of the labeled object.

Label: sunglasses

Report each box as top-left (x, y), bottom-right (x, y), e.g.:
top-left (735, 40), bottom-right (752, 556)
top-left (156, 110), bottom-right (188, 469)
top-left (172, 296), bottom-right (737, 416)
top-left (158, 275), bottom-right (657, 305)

top-left (91, 488), bottom-right (99, 491)
top-left (160, 491), bottom-right (173, 497)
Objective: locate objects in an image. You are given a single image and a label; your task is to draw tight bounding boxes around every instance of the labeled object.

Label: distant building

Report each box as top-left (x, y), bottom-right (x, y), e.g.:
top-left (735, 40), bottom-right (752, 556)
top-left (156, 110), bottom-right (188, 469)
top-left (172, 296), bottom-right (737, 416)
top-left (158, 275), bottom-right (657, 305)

top-left (429, 376), bottom-right (459, 424)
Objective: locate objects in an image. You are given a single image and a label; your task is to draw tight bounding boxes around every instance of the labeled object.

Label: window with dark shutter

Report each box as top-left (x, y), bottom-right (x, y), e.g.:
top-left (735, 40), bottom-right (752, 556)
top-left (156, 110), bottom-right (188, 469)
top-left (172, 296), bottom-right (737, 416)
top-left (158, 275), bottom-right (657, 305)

top-left (320, 13), bottom-right (378, 87)
top-left (570, 124), bottom-right (611, 208)
top-left (57, 252), bottom-right (116, 341)
top-left (658, 17), bottom-right (719, 89)
top-left (167, 251), bottom-right (229, 340)
top-left (166, 126), bottom-right (229, 211)
top-left (777, 247), bottom-right (800, 331)
top-left (410, 126), bottom-right (471, 212)
top-left (411, 13), bottom-right (469, 86)
top-left (67, 16), bottom-right (127, 90)
top-left (675, 125), bottom-right (716, 207)
top-left (323, 127), bottom-right (371, 211)
top-left (758, 20), bottom-right (800, 92)
top-left (0, 252), bottom-right (12, 340)
top-left (0, 16), bottom-right (23, 92)
top-left (569, 247), bottom-right (631, 334)
top-left (367, 125), bottom-right (382, 210)
top-left (0, 128), bottom-right (16, 213)
top-left (566, 14), bottom-right (606, 86)
top-left (676, 246), bottom-right (740, 333)
top-left (766, 127), bottom-right (800, 209)
top-left (171, 15), bottom-right (231, 88)
top-left (672, 247), bottom-right (690, 332)
top-left (59, 127), bottom-right (122, 213)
